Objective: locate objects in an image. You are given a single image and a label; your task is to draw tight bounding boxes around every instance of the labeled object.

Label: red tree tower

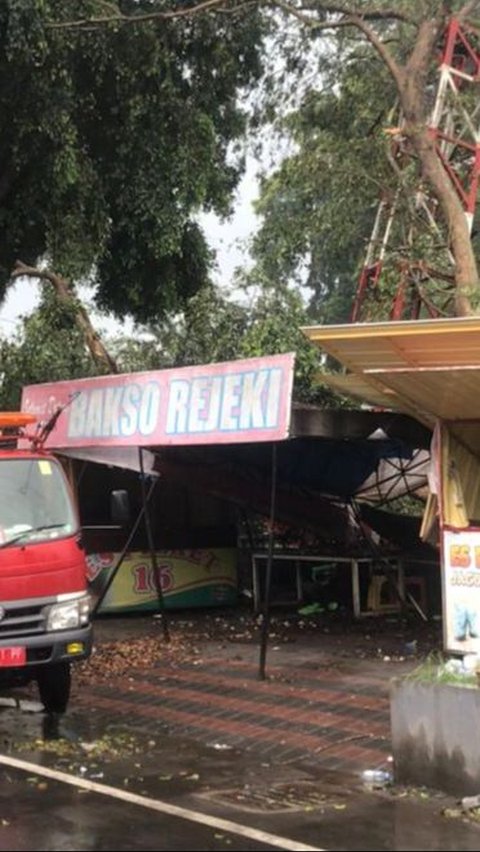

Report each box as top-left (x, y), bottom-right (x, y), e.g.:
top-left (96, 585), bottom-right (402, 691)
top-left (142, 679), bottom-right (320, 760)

top-left (351, 18), bottom-right (480, 322)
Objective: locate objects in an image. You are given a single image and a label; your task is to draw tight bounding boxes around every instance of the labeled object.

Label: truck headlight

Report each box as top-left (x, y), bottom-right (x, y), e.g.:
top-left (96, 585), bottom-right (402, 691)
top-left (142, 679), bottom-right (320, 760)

top-left (47, 595), bottom-right (90, 631)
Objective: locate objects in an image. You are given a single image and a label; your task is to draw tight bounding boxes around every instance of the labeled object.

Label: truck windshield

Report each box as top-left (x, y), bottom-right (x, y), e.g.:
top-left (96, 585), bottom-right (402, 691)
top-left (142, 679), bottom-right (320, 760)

top-left (0, 458), bottom-right (77, 545)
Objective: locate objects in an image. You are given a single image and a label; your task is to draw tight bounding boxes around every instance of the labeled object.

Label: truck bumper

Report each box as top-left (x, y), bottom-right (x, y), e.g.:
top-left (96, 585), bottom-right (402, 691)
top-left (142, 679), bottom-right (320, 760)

top-left (0, 624), bottom-right (93, 684)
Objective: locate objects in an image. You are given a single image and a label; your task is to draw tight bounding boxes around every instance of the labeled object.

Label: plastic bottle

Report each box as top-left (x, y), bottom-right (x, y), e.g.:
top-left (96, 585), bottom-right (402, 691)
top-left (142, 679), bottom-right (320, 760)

top-left (361, 769), bottom-right (392, 787)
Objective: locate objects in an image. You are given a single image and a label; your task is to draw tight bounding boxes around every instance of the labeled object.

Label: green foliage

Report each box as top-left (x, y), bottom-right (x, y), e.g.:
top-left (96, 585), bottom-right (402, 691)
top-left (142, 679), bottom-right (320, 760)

top-left (245, 0), bottom-right (480, 321)
top-left (111, 284), bottom-right (248, 370)
top-left (235, 286), bottom-right (336, 403)
top-left (0, 288), bottom-right (101, 409)
top-left (249, 51), bottom-right (397, 322)
top-left (157, 284), bottom-right (249, 367)
top-left (111, 282), bottom-right (347, 404)
top-left (0, 278), bottom-right (342, 408)
top-left (406, 652), bottom-right (478, 689)
top-left (0, 0), bottom-right (266, 321)
top-left (380, 493), bottom-right (425, 516)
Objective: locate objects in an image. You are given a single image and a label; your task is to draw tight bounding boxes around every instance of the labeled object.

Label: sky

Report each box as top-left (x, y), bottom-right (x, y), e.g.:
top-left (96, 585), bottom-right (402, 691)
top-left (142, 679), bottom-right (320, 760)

top-left (0, 159), bottom-right (259, 341)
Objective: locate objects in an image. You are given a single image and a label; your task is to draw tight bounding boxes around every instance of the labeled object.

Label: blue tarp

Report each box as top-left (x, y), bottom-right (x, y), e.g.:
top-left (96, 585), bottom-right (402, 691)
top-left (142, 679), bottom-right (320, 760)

top-left (199, 437), bottom-right (415, 501)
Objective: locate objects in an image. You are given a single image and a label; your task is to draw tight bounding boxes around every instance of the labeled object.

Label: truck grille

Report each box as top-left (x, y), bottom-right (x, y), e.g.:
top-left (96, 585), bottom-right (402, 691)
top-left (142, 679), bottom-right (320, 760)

top-left (0, 603), bottom-right (46, 639)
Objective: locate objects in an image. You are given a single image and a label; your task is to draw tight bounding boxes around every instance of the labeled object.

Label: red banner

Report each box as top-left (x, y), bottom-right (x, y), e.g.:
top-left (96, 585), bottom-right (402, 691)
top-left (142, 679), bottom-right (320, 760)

top-left (21, 353), bottom-right (295, 448)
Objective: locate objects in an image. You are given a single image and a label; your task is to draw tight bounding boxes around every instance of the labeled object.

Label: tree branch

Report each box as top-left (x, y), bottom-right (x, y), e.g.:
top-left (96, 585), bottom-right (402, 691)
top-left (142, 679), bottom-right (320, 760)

top-left (46, 0), bottom-right (234, 29)
top-left (297, 2), bottom-right (414, 24)
top-left (10, 261), bottom-right (70, 290)
top-left (350, 14), bottom-right (403, 88)
top-left (269, 0), bottom-right (413, 75)
top-left (11, 261), bottom-right (118, 373)
top-left (272, 2), bottom-right (404, 88)
top-left (46, 0), bottom-right (418, 31)
top-left (269, 0), bottom-right (345, 28)
top-left (48, 0), bottom-right (408, 91)
top-left (457, 0), bottom-right (480, 23)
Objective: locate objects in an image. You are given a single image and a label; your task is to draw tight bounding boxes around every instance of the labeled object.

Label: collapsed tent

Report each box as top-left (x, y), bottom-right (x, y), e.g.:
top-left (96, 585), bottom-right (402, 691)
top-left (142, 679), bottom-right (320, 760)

top-left (19, 351), bottom-right (435, 673)
top-left (20, 354), bottom-right (431, 551)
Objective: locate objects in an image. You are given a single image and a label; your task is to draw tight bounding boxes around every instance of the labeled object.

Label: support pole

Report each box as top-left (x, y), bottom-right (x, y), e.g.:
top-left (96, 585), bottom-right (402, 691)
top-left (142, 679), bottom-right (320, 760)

top-left (92, 478), bottom-right (157, 616)
top-left (139, 448), bottom-right (170, 642)
top-left (258, 443), bottom-right (278, 680)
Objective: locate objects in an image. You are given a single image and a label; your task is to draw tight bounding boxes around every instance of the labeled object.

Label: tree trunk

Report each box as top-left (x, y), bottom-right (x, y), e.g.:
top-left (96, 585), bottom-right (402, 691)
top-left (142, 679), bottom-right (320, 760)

top-left (399, 17), bottom-right (479, 317)
top-left (408, 126), bottom-right (478, 316)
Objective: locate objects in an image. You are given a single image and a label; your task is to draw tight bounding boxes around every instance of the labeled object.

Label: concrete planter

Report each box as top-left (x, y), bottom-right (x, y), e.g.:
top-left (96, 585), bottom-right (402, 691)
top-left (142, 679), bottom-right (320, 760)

top-left (390, 678), bottom-right (480, 796)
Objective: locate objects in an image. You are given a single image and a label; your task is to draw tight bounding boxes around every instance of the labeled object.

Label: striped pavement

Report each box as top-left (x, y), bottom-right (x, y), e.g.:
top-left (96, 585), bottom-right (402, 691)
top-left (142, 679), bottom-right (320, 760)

top-left (74, 649), bottom-right (399, 775)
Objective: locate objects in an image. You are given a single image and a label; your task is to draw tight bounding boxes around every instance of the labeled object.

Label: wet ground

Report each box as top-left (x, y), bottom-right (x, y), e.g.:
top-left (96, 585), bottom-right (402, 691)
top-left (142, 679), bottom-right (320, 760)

top-left (0, 608), bottom-right (478, 851)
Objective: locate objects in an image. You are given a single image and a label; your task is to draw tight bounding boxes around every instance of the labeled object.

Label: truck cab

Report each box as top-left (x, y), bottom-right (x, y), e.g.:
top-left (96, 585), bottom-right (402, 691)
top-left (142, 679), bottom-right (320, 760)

top-left (0, 414), bottom-right (92, 713)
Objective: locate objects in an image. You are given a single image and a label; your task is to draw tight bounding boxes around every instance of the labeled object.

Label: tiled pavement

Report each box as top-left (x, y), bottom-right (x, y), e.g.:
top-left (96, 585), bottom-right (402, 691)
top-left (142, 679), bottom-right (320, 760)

top-left (74, 639), bottom-right (406, 776)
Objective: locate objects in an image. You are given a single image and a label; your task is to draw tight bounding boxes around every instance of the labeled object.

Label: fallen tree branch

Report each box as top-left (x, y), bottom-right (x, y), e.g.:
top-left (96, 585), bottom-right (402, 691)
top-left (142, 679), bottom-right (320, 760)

top-left (11, 261), bottom-right (118, 374)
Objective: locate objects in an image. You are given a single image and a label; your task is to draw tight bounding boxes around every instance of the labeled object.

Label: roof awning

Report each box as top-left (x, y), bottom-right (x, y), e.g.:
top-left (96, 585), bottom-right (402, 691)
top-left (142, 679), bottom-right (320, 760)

top-left (303, 316), bottom-right (480, 372)
top-left (303, 317), bottom-right (480, 450)
top-left (366, 367), bottom-right (480, 420)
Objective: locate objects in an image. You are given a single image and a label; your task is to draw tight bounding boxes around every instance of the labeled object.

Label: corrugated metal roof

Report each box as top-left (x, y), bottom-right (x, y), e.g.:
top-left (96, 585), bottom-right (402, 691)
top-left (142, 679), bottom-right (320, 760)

top-left (302, 317), bottom-right (480, 440)
top-left (366, 367), bottom-right (480, 420)
top-left (302, 316), bottom-right (480, 372)
top-left (318, 373), bottom-right (404, 410)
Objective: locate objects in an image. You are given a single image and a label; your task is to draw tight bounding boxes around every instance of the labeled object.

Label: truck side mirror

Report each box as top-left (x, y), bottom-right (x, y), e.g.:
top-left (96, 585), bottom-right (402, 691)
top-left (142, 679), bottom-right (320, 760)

top-left (110, 490), bottom-right (131, 527)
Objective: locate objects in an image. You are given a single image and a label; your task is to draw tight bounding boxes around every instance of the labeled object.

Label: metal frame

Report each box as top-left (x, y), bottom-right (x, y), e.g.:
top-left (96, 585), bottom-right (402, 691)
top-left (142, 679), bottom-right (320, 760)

top-left (351, 17), bottom-right (480, 322)
top-left (251, 552), bottom-right (407, 617)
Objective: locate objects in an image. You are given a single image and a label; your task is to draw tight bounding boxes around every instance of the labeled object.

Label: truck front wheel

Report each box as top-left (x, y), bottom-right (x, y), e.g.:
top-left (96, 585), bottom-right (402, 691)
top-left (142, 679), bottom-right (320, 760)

top-left (37, 662), bottom-right (71, 714)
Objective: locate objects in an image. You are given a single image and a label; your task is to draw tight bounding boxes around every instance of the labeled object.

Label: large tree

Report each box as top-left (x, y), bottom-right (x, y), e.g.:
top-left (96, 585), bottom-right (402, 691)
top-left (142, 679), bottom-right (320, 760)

top-left (252, 0), bottom-right (480, 319)
top-left (0, 0), bottom-right (265, 322)
top-left (59, 0), bottom-right (480, 317)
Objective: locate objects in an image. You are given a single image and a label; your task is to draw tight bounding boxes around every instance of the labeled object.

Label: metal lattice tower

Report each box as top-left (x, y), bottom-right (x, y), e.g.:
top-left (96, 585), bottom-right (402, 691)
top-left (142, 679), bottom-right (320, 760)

top-left (351, 17), bottom-right (480, 322)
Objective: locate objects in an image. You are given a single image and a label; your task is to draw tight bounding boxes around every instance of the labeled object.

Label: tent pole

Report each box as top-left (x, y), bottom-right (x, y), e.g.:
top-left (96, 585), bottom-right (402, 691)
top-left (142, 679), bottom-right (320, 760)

top-left (139, 448), bottom-right (170, 642)
top-left (258, 443), bottom-right (278, 680)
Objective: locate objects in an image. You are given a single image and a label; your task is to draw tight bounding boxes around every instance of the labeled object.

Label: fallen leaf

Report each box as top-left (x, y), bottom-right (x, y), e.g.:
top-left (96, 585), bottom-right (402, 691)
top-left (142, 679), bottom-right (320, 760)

top-left (442, 807), bottom-right (462, 819)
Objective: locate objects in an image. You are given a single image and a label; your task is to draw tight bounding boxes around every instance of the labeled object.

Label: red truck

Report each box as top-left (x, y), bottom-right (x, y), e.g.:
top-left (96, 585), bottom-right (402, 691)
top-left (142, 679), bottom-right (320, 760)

top-left (0, 411), bottom-right (92, 713)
